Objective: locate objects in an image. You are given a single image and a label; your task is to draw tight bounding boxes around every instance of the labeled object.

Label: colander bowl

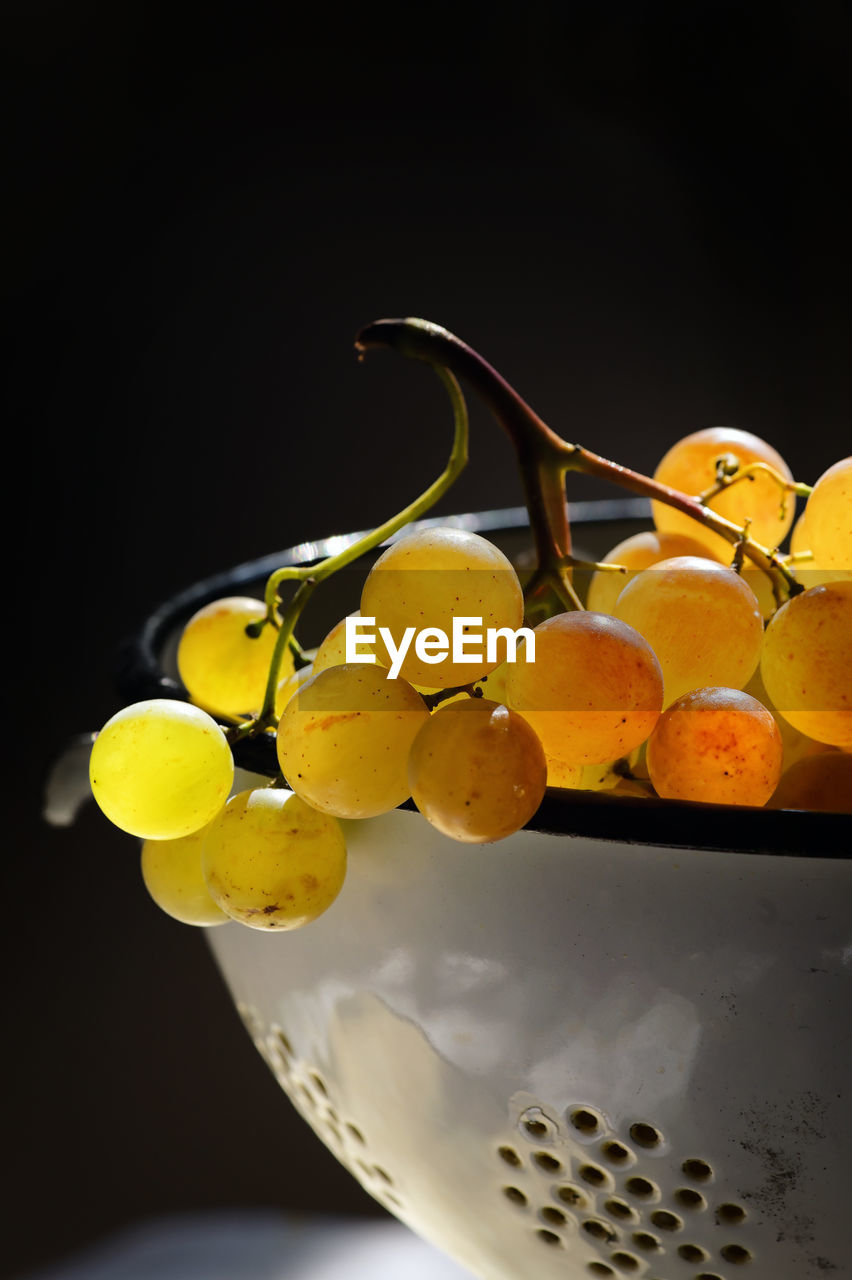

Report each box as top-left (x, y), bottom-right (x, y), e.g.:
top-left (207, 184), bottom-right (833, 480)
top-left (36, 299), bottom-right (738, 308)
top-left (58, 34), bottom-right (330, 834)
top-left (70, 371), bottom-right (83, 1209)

top-left (117, 505), bottom-right (851, 1280)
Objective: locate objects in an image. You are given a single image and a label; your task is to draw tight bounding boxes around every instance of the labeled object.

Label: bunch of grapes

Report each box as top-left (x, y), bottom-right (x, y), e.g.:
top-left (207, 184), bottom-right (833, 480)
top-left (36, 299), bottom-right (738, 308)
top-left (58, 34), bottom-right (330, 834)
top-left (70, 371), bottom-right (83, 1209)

top-left (88, 320), bottom-right (851, 935)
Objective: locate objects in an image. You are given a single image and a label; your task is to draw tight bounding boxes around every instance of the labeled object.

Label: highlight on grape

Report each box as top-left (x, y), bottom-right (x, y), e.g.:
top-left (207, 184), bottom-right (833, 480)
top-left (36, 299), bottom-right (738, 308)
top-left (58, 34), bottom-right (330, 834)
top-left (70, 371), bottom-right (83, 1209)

top-left (85, 318), bottom-right (851, 934)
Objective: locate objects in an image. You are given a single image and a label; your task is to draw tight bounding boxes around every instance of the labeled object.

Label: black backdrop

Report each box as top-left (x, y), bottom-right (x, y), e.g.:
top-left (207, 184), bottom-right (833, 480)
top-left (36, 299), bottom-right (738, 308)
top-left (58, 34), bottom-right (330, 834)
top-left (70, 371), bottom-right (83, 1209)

top-left (7, 4), bottom-right (850, 1276)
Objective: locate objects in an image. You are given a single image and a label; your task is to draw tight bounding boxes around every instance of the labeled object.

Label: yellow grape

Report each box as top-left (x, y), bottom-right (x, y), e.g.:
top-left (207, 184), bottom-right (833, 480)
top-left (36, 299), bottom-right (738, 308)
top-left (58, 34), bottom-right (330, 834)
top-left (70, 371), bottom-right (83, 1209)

top-left (202, 789), bottom-right (346, 930)
top-left (802, 457), bottom-right (852, 575)
top-left (768, 751), bottom-right (852, 813)
top-left (760, 581), bottom-right (852, 748)
top-left (177, 597), bottom-right (294, 717)
top-left (744, 666), bottom-right (834, 770)
top-left (313, 612), bottom-right (375, 673)
top-left (90, 699), bottom-right (234, 839)
top-left (651, 426), bottom-right (795, 560)
top-left (788, 509), bottom-right (849, 590)
top-left (359, 526), bottom-right (524, 688)
top-left (614, 556), bottom-right (764, 706)
top-left (505, 611), bottom-right (663, 765)
top-left (276, 663), bottom-right (430, 818)
top-left (407, 698), bottom-right (547, 843)
top-left (141, 824), bottom-right (229, 926)
top-left (274, 663), bottom-right (314, 717)
top-left (586, 529), bottom-right (722, 615)
top-left (646, 687), bottom-right (783, 806)
top-left (547, 756), bottom-right (628, 791)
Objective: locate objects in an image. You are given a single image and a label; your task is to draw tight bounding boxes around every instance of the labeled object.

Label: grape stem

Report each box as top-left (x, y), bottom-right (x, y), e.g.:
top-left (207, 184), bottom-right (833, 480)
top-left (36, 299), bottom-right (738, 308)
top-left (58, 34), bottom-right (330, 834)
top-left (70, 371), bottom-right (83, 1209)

top-left (355, 318), bottom-right (804, 609)
top-left (229, 366), bottom-right (469, 741)
top-left (699, 456), bottom-right (813, 516)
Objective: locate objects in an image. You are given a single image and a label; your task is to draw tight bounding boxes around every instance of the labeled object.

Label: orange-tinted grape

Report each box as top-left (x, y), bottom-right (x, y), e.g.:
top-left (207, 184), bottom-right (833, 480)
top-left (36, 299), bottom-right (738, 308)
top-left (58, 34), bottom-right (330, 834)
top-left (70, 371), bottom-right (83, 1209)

top-left (652, 426), bottom-right (795, 560)
top-left (760, 581), bottom-right (852, 747)
top-left (768, 751), bottom-right (852, 813)
top-left (505, 611), bottom-right (663, 765)
top-left (614, 556), bottom-right (763, 706)
top-left (408, 699), bottom-right (547, 842)
top-left (646, 687), bottom-right (783, 806)
top-left (586, 529), bottom-right (721, 616)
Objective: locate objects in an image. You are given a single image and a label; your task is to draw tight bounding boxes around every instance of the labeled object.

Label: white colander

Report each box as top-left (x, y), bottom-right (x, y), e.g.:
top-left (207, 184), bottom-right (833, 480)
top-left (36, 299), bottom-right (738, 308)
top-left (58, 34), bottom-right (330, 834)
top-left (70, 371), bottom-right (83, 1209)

top-left (99, 505), bottom-right (852, 1280)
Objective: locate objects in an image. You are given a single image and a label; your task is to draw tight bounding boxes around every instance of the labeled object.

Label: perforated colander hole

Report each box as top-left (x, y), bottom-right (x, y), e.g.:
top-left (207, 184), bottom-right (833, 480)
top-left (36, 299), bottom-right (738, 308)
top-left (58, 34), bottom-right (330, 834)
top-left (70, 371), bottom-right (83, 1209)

top-left (695, 1273), bottom-right (724, 1279)
top-left (535, 1228), bottom-right (562, 1247)
top-left (373, 1165), bottom-right (393, 1185)
top-left (677, 1243), bottom-right (709, 1263)
top-left (586, 1265), bottom-right (615, 1277)
top-left (540, 1207), bottom-right (569, 1228)
top-left (601, 1140), bottom-right (634, 1166)
top-left (498, 1144), bottom-right (522, 1167)
top-left (275, 1028), bottom-right (293, 1057)
top-left (649, 1209), bottom-right (682, 1232)
top-left (624, 1176), bottom-right (659, 1201)
top-left (628, 1121), bottom-right (663, 1149)
top-left (631, 1231), bottom-right (661, 1252)
top-left (716, 1202), bottom-right (747, 1225)
top-left (610, 1252), bottom-right (640, 1272)
top-left (519, 1107), bottom-right (558, 1143)
top-left (582, 1219), bottom-right (618, 1244)
top-left (674, 1187), bottom-right (707, 1211)
top-left (720, 1243), bottom-right (753, 1264)
top-left (682, 1157), bottom-right (714, 1182)
top-left (309, 1072), bottom-right (328, 1097)
top-left (579, 1163), bottom-right (612, 1189)
top-left (557, 1183), bottom-right (590, 1210)
top-left (604, 1197), bottom-right (639, 1223)
top-left (533, 1151), bottom-right (563, 1174)
top-left (570, 1107), bottom-right (604, 1137)
top-left (503, 1186), bottom-right (529, 1207)
top-left (345, 1123), bottom-right (365, 1145)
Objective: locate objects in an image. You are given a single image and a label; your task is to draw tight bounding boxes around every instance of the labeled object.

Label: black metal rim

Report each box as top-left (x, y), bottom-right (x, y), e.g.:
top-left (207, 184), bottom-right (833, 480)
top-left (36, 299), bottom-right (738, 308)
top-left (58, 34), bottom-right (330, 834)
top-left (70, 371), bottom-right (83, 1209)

top-left (113, 502), bottom-right (850, 859)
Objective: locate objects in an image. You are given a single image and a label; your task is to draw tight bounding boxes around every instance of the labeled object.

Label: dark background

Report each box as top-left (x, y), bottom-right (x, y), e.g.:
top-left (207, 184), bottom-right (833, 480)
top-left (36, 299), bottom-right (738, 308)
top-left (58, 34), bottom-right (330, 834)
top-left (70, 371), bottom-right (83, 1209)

top-left (6, 3), bottom-right (850, 1277)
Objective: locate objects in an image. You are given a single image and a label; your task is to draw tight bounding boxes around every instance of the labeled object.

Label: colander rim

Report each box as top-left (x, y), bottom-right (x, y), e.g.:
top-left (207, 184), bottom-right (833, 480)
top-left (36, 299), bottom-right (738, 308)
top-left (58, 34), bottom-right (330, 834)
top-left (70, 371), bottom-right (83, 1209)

top-left (113, 501), bottom-right (850, 860)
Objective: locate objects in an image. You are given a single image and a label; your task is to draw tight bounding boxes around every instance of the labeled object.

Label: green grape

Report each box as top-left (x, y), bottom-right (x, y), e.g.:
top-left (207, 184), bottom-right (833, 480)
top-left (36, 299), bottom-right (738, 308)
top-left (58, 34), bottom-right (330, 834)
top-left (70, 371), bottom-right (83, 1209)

top-left (90, 699), bottom-right (234, 839)
top-left (651, 426), bottom-right (795, 560)
top-left (802, 457), bottom-right (852, 575)
top-left (760, 580), bottom-right (852, 748)
top-left (276, 662), bottom-right (430, 818)
top-left (505, 611), bottom-right (663, 765)
top-left (141, 824), bottom-right (229, 926)
top-left (407, 698), bottom-right (547, 843)
top-left (586, 529), bottom-right (722, 616)
top-left (177, 596), bottom-right (294, 717)
top-left (613, 556), bottom-right (764, 706)
top-left (768, 751), bottom-right (852, 813)
top-left (359, 526), bottom-right (525, 688)
top-left (202, 788), bottom-right (346, 930)
top-left (646, 687), bottom-right (783, 806)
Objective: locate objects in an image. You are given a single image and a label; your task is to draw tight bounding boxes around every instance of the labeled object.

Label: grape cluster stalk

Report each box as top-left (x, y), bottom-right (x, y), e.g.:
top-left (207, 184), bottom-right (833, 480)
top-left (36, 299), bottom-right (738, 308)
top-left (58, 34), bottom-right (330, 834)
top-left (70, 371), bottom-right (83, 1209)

top-left (87, 319), bottom-right (852, 931)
